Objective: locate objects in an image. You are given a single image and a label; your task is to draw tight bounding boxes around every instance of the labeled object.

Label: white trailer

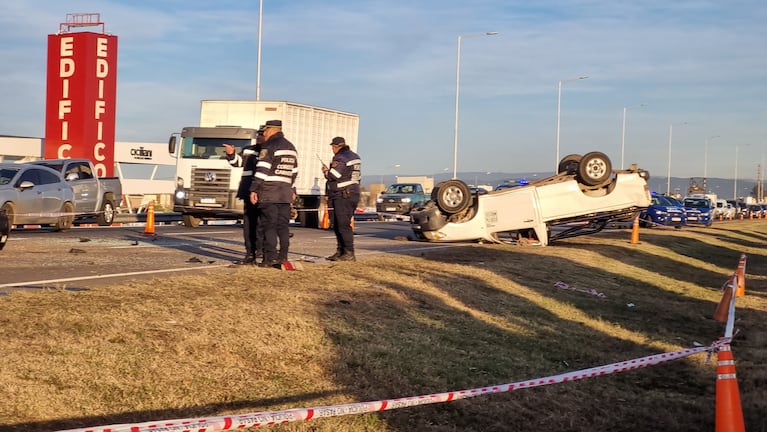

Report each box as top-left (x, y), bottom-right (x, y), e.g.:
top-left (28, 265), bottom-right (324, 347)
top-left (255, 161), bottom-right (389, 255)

top-left (411, 152), bottom-right (652, 245)
top-left (169, 100), bottom-right (359, 228)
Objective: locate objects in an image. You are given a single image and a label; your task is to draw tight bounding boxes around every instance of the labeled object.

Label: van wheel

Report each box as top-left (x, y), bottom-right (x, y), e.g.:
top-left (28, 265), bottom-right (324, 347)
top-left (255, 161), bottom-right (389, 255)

top-left (558, 154), bottom-right (582, 175)
top-left (578, 152), bottom-right (612, 186)
top-left (432, 180), bottom-right (471, 214)
top-left (96, 199), bottom-right (116, 226)
top-left (55, 202), bottom-right (75, 231)
top-left (182, 214), bottom-right (201, 228)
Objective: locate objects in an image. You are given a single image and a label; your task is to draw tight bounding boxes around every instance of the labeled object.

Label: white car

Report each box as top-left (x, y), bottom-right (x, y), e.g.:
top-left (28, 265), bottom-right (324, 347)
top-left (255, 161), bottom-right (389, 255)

top-left (0, 163), bottom-right (76, 232)
top-left (411, 152), bottom-right (651, 245)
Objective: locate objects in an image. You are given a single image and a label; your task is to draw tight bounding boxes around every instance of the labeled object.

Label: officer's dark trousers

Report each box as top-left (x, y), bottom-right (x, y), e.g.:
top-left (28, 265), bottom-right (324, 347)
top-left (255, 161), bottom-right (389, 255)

top-left (259, 202), bottom-right (291, 262)
top-left (330, 195), bottom-right (358, 255)
top-left (242, 199), bottom-right (263, 257)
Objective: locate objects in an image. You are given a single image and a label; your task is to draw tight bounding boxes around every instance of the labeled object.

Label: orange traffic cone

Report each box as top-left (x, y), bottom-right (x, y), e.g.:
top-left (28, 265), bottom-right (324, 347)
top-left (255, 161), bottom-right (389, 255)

top-left (735, 254), bottom-right (746, 297)
top-left (143, 201), bottom-right (156, 236)
top-left (713, 280), bottom-right (734, 323)
top-left (350, 215), bottom-right (355, 232)
top-left (629, 216), bottom-right (640, 244)
top-left (320, 205), bottom-right (330, 229)
top-left (715, 344), bottom-right (745, 432)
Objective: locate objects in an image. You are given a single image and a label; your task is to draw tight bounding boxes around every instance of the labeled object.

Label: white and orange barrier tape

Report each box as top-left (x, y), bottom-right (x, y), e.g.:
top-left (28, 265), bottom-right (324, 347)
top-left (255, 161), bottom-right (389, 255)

top-left (55, 342), bottom-right (725, 432)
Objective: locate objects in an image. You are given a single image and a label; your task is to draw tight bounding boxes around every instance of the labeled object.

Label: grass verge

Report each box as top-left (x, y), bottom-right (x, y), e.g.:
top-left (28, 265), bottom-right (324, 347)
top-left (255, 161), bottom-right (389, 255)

top-left (0, 221), bottom-right (765, 431)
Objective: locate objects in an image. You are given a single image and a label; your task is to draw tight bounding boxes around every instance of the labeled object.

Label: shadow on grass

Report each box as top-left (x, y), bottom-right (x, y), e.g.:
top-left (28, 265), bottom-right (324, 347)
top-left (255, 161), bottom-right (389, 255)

top-left (9, 225), bottom-right (766, 432)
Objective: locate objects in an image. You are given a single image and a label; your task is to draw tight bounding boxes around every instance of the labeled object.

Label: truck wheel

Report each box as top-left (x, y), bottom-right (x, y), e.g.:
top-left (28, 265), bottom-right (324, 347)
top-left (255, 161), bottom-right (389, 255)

top-left (1, 202), bottom-right (16, 228)
top-left (577, 151), bottom-right (612, 186)
top-left (182, 214), bottom-right (201, 228)
top-left (558, 154), bottom-right (582, 175)
top-left (96, 199), bottom-right (116, 226)
top-left (54, 202), bottom-right (75, 231)
top-left (432, 180), bottom-right (471, 215)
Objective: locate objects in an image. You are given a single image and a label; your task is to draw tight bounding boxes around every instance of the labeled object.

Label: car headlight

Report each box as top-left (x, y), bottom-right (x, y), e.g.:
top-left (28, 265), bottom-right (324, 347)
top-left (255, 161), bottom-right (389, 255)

top-left (175, 190), bottom-right (186, 200)
top-left (401, 197), bottom-right (412, 203)
top-left (376, 198), bottom-right (383, 203)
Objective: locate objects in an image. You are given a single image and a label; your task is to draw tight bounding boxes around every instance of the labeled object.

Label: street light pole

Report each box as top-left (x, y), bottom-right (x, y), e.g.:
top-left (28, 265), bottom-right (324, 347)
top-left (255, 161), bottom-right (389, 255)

top-left (620, 103), bottom-right (646, 169)
top-left (734, 146), bottom-right (739, 200)
top-left (453, 31), bottom-right (498, 179)
top-left (555, 76), bottom-right (589, 174)
top-left (666, 122), bottom-right (687, 195)
top-left (256, 0), bottom-right (263, 100)
top-left (703, 135), bottom-right (719, 179)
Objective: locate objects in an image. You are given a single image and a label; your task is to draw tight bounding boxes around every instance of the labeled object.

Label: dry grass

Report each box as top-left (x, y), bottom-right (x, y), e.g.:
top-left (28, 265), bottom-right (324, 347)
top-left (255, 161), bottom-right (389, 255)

top-left (1, 222), bottom-right (766, 432)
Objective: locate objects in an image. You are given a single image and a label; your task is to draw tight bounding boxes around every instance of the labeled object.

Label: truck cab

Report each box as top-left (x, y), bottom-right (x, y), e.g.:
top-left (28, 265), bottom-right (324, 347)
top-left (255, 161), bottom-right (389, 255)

top-left (168, 126), bottom-right (258, 227)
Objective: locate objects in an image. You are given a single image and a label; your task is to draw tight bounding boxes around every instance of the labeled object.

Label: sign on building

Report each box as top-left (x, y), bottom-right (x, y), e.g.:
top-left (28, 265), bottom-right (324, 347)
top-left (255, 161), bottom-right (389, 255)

top-left (44, 14), bottom-right (117, 177)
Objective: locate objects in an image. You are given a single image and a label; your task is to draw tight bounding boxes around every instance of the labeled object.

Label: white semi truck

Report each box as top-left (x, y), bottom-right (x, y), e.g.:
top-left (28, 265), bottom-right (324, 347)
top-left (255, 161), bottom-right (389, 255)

top-left (168, 100), bottom-right (359, 228)
top-left (411, 152), bottom-right (652, 245)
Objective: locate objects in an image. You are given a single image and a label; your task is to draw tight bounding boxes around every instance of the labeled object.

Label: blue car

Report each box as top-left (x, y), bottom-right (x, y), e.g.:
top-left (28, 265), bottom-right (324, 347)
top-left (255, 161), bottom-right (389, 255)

top-left (639, 194), bottom-right (687, 228)
top-left (682, 197), bottom-right (714, 226)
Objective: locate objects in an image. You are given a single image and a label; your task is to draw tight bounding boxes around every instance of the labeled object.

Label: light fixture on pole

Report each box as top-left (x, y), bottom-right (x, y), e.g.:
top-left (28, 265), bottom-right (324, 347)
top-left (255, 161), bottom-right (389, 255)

top-left (256, 0), bottom-right (263, 100)
top-left (453, 31), bottom-right (498, 179)
top-left (666, 122), bottom-right (687, 195)
top-left (703, 135), bottom-right (719, 179)
top-left (555, 76), bottom-right (589, 174)
top-left (620, 103), bottom-right (646, 169)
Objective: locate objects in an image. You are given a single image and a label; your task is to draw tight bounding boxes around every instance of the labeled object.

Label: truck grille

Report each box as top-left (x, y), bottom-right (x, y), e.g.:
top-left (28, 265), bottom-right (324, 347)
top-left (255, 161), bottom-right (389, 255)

top-left (188, 168), bottom-right (233, 208)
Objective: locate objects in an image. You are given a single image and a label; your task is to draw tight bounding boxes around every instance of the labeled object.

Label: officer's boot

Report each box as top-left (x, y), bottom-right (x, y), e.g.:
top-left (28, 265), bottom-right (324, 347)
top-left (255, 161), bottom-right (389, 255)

top-left (326, 249), bottom-right (344, 261)
top-left (337, 249), bottom-right (356, 261)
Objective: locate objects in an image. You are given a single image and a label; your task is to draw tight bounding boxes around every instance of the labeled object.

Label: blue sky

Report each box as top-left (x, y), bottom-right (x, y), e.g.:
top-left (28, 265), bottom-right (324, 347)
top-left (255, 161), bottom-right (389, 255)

top-left (1, 0), bottom-right (766, 180)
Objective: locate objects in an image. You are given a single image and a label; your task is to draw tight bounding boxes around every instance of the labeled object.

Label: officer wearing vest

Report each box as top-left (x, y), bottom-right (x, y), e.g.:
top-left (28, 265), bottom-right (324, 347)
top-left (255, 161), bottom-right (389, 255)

top-left (249, 120), bottom-right (298, 268)
top-left (322, 136), bottom-right (361, 261)
top-left (223, 126), bottom-right (265, 264)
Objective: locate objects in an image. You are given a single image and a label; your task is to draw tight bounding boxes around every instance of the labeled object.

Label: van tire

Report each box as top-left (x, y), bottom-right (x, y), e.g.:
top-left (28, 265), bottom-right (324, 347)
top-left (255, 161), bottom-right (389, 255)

top-left (578, 152), bottom-right (612, 186)
top-left (432, 180), bottom-right (472, 214)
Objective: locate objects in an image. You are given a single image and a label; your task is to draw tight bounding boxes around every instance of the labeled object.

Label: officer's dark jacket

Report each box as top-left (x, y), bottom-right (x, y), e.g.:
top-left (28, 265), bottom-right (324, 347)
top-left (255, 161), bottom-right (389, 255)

top-left (250, 132), bottom-right (298, 203)
top-left (324, 146), bottom-right (361, 199)
top-left (226, 143), bottom-right (261, 200)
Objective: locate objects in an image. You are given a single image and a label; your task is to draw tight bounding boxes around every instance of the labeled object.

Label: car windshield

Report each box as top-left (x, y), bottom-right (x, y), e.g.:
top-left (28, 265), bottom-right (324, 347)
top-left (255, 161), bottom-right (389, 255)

top-left (683, 198), bottom-right (708, 207)
top-left (653, 195), bottom-right (679, 206)
top-left (180, 137), bottom-right (251, 159)
top-left (386, 185), bottom-right (415, 194)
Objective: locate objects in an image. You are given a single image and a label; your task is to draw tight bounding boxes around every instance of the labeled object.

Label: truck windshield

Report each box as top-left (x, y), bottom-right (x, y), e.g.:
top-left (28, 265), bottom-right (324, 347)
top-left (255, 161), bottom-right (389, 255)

top-left (180, 137), bottom-right (252, 160)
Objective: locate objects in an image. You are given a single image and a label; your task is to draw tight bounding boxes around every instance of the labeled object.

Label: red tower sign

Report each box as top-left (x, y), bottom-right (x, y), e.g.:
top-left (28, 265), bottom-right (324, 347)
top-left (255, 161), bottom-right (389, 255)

top-left (44, 13), bottom-right (118, 177)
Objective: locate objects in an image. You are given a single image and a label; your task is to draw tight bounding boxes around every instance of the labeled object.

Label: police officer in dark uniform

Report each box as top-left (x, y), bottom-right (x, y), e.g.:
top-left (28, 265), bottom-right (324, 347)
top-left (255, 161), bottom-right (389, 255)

top-left (322, 136), bottom-right (361, 261)
top-left (249, 120), bottom-right (298, 268)
top-left (223, 126), bottom-right (265, 264)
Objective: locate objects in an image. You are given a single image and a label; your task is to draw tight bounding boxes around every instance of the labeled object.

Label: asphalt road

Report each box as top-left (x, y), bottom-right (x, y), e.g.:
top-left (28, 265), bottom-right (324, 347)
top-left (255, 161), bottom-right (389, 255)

top-left (0, 221), bottom-right (456, 292)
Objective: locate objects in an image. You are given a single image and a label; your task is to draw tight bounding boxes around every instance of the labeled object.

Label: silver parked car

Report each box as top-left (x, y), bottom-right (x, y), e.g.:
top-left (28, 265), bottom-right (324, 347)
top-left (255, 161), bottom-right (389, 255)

top-left (0, 163), bottom-right (76, 231)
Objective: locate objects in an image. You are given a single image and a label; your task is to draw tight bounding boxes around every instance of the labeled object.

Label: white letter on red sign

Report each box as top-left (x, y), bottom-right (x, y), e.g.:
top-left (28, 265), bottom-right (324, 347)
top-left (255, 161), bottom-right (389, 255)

top-left (57, 144), bottom-right (72, 158)
top-left (58, 100), bottom-right (72, 119)
top-left (96, 58), bottom-right (108, 78)
top-left (60, 37), bottom-right (74, 56)
top-left (95, 100), bottom-right (106, 120)
top-left (60, 58), bottom-right (75, 77)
